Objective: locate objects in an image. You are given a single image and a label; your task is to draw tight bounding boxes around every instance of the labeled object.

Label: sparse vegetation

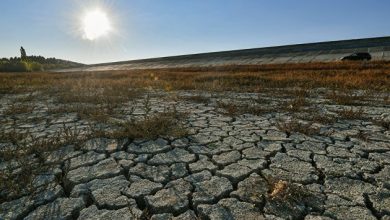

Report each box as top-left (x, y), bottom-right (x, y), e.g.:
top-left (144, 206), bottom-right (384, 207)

top-left (0, 61), bottom-right (389, 207)
top-left (0, 125), bottom-right (87, 202)
top-left (217, 101), bottom-right (271, 116)
top-left (180, 95), bottom-right (210, 104)
top-left (0, 55), bottom-right (84, 72)
top-left (276, 119), bottom-right (320, 136)
top-left (112, 110), bottom-right (188, 140)
top-left (336, 107), bottom-right (366, 120)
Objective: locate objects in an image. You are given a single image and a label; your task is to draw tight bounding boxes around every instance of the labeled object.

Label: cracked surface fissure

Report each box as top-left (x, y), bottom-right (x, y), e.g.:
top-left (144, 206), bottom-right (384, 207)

top-left (1, 90), bottom-right (390, 220)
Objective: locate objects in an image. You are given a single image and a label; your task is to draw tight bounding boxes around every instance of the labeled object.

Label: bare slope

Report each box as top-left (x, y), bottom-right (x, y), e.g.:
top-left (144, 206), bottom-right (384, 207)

top-left (59, 36), bottom-right (390, 72)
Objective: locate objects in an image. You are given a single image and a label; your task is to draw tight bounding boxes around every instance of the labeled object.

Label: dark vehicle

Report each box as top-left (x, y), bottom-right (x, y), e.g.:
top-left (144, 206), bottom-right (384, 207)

top-left (341, 52), bottom-right (372, 61)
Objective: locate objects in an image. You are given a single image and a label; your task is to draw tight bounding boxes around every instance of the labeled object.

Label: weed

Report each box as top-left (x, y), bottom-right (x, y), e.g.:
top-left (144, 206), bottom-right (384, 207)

top-left (276, 119), bottom-right (320, 136)
top-left (267, 178), bottom-right (313, 207)
top-left (0, 125), bottom-right (88, 202)
top-left (282, 97), bottom-right (309, 113)
top-left (336, 107), bottom-right (365, 120)
top-left (111, 110), bottom-right (188, 140)
top-left (309, 113), bottom-right (338, 125)
top-left (217, 101), bottom-right (271, 116)
top-left (217, 101), bottom-right (240, 116)
top-left (4, 103), bottom-right (35, 115)
top-left (325, 91), bottom-right (367, 105)
top-left (372, 119), bottom-right (390, 130)
top-left (143, 94), bottom-right (152, 117)
top-left (180, 95), bottom-right (210, 104)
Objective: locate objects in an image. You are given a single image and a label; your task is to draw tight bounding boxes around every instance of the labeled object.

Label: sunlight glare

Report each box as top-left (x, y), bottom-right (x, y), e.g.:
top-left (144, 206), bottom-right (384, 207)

top-left (82, 9), bottom-right (111, 40)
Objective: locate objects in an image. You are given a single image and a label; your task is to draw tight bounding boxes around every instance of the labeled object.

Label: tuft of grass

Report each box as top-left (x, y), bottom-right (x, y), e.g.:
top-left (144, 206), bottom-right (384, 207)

top-left (276, 119), bottom-right (320, 136)
top-left (309, 113), bottom-right (338, 125)
top-left (111, 110), bottom-right (188, 140)
top-left (282, 97), bottom-right (309, 113)
top-left (267, 178), bottom-right (313, 206)
top-left (4, 103), bottom-right (35, 115)
top-left (325, 91), bottom-right (367, 106)
top-left (336, 107), bottom-right (365, 120)
top-left (180, 95), bottom-right (210, 104)
top-left (217, 101), bottom-right (271, 117)
top-left (372, 119), bottom-right (390, 130)
top-left (217, 101), bottom-right (240, 116)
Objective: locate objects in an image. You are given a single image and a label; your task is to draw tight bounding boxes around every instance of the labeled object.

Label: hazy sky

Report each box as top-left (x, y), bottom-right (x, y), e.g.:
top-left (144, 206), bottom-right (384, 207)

top-left (1, 0), bottom-right (390, 64)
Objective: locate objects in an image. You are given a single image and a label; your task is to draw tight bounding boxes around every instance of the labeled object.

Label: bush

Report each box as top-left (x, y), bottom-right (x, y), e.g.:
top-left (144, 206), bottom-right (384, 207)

top-left (27, 61), bottom-right (43, 71)
top-left (0, 61), bottom-right (43, 72)
top-left (0, 61), bottom-right (29, 72)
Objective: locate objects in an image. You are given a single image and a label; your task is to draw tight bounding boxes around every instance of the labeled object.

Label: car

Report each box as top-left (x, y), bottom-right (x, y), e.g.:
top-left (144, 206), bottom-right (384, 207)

top-left (341, 52), bottom-right (372, 61)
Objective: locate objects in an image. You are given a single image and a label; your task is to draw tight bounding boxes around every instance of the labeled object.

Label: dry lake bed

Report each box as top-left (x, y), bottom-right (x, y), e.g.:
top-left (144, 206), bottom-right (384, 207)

top-left (1, 63), bottom-right (390, 219)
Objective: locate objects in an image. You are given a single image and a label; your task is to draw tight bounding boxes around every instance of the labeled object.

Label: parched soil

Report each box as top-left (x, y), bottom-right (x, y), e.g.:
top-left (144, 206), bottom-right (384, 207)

top-left (1, 62), bottom-right (390, 219)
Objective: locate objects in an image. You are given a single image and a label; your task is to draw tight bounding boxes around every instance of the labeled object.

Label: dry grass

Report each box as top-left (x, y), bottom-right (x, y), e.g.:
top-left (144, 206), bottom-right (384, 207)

top-left (0, 61), bottom-right (388, 203)
top-left (0, 61), bottom-right (389, 96)
top-left (0, 125), bottom-right (87, 202)
top-left (282, 97), bottom-right (310, 113)
top-left (309, 113), bottom-right (338, 125)
top-left (372, 119), bottom-right (390, 130)
top-left (217, 101), bottom-right (271, 116)
top-left (180, 95), bottom-right (210, 104)
top-left (336, 107), bottom-right (365, 120)
top-left (267, 178), bottom-right (314, 208)
top-left (325, 91), bottom-right (368, 106)
top-left (4, 103), bottom-right (35, 115)
top-left (112, 110), bottom-right (188, 140)
top-left (276, 119), bottom-right (320, 136)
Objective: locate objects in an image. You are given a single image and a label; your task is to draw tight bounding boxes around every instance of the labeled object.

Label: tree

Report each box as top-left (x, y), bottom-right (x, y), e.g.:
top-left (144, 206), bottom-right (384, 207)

top-left (20, 46), bottom-right (27, 61)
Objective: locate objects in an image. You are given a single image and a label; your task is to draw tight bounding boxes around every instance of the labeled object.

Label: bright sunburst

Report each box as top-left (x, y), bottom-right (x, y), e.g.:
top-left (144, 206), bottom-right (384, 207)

top-left (82, 9), bottom-right (111, 41)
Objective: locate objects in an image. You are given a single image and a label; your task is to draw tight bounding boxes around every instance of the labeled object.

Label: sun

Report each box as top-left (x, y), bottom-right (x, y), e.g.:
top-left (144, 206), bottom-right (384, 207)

top-left (82, 9), bottom-right (111, 41)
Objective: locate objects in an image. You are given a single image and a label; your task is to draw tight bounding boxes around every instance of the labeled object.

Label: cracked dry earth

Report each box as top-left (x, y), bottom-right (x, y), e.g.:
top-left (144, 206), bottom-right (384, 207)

top-left (1, 90), bottom-right (390, 220)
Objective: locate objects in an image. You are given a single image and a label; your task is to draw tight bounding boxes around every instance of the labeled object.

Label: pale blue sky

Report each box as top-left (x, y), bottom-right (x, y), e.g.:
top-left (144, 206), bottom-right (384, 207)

top-left (1, 0), bottom-right (389, 64)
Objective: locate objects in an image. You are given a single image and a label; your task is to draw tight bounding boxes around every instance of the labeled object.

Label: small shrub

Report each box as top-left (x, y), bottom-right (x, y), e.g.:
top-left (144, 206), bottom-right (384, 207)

top-left (27, 61), bottom-right (43, 71)
top-left (0, 61), bottom-right (29, 72)
top-left (112, 110), bottom-right (188, 140)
